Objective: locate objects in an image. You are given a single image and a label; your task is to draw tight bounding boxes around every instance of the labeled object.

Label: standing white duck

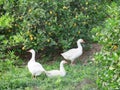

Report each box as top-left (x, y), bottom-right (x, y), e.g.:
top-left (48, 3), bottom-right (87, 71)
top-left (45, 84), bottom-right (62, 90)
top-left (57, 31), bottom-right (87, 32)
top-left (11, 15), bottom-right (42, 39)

top-left (45, 60), bottom-right (67, 78)
top-left (27, 49), bottom-right (45, 78)
top-left (61, 39), bottom-right (85, 65)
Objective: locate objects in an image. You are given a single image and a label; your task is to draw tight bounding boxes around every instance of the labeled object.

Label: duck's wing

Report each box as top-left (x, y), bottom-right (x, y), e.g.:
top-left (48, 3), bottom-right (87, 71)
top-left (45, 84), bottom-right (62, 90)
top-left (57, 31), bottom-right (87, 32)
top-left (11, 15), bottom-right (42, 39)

top-left (61, 49), bottom-right (78, 58)
top-left (33, 62), bottom-right (45, 71)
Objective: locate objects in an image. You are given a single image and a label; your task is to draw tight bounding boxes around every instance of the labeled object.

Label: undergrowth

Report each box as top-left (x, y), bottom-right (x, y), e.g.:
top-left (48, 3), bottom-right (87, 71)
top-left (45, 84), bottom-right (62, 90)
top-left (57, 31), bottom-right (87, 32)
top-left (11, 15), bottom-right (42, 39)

top-left (0, 59), bottom-right (98, 90)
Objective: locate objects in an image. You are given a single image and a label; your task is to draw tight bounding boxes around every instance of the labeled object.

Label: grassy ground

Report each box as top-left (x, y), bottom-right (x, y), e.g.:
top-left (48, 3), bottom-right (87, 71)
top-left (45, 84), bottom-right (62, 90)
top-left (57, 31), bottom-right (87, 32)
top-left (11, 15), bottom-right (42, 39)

top-left (0, 59), bottom-right (98, 90)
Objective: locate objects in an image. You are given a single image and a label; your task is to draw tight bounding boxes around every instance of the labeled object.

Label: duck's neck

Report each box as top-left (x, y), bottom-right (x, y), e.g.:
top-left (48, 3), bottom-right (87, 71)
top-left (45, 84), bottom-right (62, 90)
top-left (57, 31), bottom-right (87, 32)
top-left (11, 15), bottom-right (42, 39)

top-left (77, 41), bottom-right (82, 49)
top-left (60, 63), bottom-right (65, 73)
top-left (30, 52), bottom-right (35, 62)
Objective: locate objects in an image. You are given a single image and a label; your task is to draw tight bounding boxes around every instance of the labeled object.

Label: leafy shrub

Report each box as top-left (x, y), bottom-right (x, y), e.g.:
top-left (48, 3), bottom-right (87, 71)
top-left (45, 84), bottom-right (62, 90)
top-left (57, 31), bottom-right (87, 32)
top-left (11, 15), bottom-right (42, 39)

top-left (92, 1), bottom-right (120, 89)
top-left (0, 51), bottom-right (22, 73)
top-left (0, 13), bottom-right (14, 28)
top-left (0, 0), bottom-right (107, 55)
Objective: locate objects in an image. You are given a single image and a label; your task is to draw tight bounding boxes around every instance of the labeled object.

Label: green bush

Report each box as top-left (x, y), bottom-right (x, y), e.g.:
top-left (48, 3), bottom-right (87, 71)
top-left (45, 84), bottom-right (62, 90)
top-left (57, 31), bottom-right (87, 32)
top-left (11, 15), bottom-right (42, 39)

top-left (0, 0), bottom-right (106, 54)
top-left (92, 1), bottom-right (120, 89)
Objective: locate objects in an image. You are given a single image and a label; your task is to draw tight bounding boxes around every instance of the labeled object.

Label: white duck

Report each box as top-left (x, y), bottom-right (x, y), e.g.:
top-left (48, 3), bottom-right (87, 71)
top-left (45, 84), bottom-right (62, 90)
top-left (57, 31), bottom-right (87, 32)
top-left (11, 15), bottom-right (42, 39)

top-left (61, 39), bottom-right (85, 65)
top-left (45, 60), bottom-right (67, 78)
top-left (27, 49), bottom-right (45, 78)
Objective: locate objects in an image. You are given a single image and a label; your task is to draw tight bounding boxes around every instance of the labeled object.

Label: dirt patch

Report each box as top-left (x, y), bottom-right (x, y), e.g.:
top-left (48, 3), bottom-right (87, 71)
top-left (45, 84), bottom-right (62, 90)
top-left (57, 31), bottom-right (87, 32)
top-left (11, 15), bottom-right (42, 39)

top-left (79, 43), bottom-right (102, 65)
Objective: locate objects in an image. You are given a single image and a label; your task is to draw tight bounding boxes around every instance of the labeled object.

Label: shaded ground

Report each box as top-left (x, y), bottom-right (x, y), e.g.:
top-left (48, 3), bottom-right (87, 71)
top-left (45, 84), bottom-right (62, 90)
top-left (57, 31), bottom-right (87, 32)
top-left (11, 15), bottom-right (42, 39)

top-left (18, 43), bottom-right (101, 65)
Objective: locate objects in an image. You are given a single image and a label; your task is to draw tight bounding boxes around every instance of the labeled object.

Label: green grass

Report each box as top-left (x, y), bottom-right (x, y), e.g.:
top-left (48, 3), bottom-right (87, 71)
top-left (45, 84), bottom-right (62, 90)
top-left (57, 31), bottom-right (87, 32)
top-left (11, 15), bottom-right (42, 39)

top-left (0, 60), bottom-right (98, 90)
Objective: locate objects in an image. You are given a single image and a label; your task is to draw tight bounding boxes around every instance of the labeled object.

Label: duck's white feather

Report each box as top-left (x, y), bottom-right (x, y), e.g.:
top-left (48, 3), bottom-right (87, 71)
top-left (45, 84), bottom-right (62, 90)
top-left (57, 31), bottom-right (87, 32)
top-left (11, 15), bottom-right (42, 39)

top-left (61, 48), bottom-right (82, 62)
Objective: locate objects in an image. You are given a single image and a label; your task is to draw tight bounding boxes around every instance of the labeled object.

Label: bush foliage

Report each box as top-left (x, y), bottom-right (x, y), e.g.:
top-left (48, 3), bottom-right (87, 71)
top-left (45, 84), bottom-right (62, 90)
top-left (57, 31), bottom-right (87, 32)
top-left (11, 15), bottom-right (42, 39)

top-left (0, 0), bottom-right (106, 53)
top-left (92, 1), bottom-right (120, 89)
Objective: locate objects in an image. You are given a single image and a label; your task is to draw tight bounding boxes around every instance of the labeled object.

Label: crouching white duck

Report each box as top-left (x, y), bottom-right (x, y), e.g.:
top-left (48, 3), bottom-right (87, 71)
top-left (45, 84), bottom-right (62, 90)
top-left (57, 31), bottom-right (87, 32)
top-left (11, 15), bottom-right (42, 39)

top-left (27, 49), bottom-right (45, 78)
top-left (45, 60), bottom-right (67, 78)
top-left (61, 39), bottom-right (85, 65)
